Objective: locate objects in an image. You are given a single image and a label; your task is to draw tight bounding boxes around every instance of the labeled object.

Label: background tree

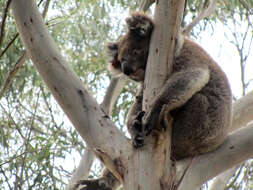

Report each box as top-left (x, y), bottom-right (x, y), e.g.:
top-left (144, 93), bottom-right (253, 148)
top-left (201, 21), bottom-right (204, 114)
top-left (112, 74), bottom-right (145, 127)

top-left (0, 0), bottom-right (253, 189)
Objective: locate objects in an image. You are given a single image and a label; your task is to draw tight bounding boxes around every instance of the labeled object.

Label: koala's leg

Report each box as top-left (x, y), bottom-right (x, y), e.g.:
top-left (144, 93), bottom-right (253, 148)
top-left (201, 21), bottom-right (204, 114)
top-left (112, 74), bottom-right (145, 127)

top-left (73, 169), bottom-right (120, 190)
top-left (142, 67), bottom-right (210, 135)
top-left (170, 93), bottom-right (210, 159)
top-left (126, 84), bottom-right (143, 136)
top-left (171, 92), bottom-right (229, 159)
top-left (126, 84), bottom-right (145, 147)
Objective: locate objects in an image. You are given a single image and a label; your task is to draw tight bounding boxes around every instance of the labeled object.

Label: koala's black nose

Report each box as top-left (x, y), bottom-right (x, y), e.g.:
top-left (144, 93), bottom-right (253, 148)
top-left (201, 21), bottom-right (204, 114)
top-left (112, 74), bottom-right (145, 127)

top-left (122, 60), bottom-right (133, 75)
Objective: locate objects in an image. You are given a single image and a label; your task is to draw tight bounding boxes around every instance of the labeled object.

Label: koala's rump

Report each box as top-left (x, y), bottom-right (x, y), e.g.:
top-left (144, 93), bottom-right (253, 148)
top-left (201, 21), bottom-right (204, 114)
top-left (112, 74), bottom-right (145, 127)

top-left (170, 81), bottom-right (232, 160)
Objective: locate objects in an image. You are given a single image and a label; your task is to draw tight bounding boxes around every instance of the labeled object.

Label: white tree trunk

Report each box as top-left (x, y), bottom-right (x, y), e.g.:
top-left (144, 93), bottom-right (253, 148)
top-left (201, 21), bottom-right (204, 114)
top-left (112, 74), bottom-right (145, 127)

top-left (123, 0), bottom-right (185, 189)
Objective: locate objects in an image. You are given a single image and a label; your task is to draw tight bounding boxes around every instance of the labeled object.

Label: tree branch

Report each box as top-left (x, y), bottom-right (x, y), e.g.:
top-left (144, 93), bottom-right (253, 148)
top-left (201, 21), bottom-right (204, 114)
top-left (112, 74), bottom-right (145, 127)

top-left (183, 0), bottom-right (216, 35)
top-left (177, 123), bottom-right (253, 190)
top-left (231, 90), bottom-right (253, 132)
top-left (0, 50), bottom-right (27, 100)
top-left (139, 0), bottom-right (155, 12)
top-left (66, 146), bottom-right (95, 189)
top-left (67, 76), bottom-right (127, 189)
top-left (11, 0), bottom-right (130, 182)
top-left (42, 0), bottom-right (51, 19)
top-left (0, 33), bottom-right (19, 58)
top-left (100, 76), bottom-right (127, 115)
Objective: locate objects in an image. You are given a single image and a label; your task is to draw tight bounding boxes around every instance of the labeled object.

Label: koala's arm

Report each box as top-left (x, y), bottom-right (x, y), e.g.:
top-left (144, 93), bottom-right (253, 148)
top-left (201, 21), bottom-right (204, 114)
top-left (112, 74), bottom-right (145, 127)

top-left (126, 83), bottom-right (144, 137)
top-left (143, 66), bottom-right (210, 133)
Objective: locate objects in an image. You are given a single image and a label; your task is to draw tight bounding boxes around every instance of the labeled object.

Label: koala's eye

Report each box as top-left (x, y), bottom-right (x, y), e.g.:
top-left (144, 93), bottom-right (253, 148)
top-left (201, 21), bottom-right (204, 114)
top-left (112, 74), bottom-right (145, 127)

top-left (133, 49), bottom-right (140, 55)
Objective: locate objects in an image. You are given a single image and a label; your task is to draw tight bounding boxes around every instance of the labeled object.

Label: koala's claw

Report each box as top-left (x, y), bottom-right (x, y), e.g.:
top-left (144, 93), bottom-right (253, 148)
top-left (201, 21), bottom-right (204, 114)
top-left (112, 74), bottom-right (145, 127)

top-left (74, 179), bottom-right (111, 190)
top-left (132, 111), bottom-right (145, 133)
top-left (136, 111), bottom-right (145, 120)
top-left (144, 125), bottom-right (153, 136)
top-left (133, 134), bottom-right (144, 148)
top-left (143, 111), bottom-right (160, 136)
top-left (132, 120), bottom-right (142, 133)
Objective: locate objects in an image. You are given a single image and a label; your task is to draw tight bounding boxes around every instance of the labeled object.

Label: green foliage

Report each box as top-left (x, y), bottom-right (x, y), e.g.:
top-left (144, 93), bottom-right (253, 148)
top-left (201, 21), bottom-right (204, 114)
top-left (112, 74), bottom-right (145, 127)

top-left (0, 0), bottom-right (252, 189)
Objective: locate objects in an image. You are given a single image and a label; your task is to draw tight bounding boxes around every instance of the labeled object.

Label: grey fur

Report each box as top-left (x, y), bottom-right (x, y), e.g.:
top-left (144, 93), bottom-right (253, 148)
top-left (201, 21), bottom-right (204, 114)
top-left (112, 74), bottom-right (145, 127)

top-left (108, 11), bottom-right (232, 159)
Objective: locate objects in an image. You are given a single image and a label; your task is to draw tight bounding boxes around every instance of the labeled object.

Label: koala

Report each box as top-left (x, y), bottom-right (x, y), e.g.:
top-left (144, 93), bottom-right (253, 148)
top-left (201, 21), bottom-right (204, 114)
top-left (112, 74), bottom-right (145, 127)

top-left (75, 12), bottom-right (232, 190)
top-left (108, 12), bottom-right (232, 158)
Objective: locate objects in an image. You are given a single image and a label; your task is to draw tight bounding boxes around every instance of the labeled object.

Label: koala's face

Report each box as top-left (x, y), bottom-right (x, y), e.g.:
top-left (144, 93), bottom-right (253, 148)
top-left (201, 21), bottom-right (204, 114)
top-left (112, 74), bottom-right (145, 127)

top-left (107, 12), bottom-right (154, 82)
top-left (117, 34), bottom-right (150, 81)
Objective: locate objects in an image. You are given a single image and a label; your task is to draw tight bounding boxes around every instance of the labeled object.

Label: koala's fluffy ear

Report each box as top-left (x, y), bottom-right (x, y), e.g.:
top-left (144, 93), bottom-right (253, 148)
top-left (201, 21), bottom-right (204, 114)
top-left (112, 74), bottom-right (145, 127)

top-left (106, 42), bottom-right (121, 76)
top-left (125, 12), bottom-right (154, 37)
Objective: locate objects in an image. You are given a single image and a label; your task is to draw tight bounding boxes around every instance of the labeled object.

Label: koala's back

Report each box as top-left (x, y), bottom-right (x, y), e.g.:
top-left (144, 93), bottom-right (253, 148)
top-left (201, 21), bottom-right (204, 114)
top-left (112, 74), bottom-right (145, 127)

top-left (171, 38), bottom-right (232, 159)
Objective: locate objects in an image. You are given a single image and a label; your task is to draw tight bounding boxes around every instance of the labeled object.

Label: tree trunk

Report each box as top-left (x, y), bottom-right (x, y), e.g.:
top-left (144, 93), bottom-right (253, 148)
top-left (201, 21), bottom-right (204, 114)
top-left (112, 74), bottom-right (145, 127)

top-left (123, 0), bottom-right (185, 189)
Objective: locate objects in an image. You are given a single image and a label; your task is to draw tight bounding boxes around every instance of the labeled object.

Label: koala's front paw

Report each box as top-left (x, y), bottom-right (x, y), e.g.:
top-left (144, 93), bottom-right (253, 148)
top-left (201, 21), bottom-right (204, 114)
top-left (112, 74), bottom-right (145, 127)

top-left (142, 111), bottom-right (160, 136)
top-left (130, 110), bottom-right (160, 147)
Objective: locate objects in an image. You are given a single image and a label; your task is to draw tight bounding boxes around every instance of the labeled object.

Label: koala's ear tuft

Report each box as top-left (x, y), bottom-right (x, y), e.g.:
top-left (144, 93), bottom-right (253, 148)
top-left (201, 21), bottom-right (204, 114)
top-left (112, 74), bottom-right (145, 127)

top-left (106, 42), bottom-right (119, 58)
top-left (125, 12), bottom-right (154, 38)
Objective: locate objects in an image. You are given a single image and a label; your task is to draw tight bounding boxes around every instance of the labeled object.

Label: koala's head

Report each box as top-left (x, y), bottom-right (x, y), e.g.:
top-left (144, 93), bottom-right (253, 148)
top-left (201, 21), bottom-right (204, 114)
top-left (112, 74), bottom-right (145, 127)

top-left (107, 12), bottom-right (154, 82)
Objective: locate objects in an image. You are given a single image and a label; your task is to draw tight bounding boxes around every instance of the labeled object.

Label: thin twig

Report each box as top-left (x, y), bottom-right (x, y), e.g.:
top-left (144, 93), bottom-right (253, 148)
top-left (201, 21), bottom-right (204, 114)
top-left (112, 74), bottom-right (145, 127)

top-left (0, 0), bottom-right (12, 47)
top-left (18, 90), bottom-right (41, 189)
top-left (0, 33), bottom-right (19, 58)
top-left (238, 0), bottom-right (253, 15)
top-left (0, 151), bottom-right (28, 167)
top-left (0, 50), bottom-right (27, 99)
top-left (42, 0), bottom-right (51, 18)
top-left (0, 0), bottom-right (51, 99)
top-left (0, 165), bottom-right (12, 189)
